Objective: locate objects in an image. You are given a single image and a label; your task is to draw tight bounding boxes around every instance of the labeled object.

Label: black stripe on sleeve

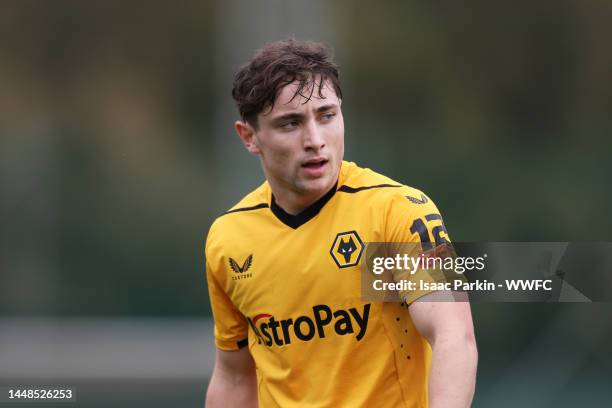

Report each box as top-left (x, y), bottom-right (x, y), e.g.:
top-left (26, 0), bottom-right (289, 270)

top-left (337, 183), bottom-right (402, 193)
top-left (237, 338), bottom-right (249, 349)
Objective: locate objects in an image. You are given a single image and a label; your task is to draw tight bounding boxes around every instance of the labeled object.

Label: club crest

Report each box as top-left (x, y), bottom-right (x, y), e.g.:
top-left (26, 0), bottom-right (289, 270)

top-left (330, 231), bottom-right (364, 268)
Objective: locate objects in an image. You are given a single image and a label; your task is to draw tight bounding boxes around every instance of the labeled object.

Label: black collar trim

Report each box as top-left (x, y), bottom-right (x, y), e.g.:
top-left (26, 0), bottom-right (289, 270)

top-left (271, 182), bottom-right (338, 229)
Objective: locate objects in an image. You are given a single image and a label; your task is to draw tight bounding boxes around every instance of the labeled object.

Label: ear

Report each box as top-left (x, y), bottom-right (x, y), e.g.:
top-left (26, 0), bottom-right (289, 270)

top-left (235, 120), bottom-right (260, 155)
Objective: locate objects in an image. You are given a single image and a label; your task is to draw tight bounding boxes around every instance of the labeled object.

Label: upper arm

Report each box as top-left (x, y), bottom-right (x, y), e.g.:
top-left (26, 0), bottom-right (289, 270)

top-left (384, 188), bottom-right (474, 343)
top-left (384, 190), bottom-right (454, 304)
top-left (206, 347), bottom-right (257, 407)
top-left (213, 346), bottom-right (257, 382)
top-left (408, 291), bottom-right (476, 347)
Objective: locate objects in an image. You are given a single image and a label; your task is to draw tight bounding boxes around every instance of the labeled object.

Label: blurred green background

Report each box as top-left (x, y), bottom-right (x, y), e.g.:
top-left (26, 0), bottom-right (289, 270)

top-left (1, 1), bottom-right (611, 407)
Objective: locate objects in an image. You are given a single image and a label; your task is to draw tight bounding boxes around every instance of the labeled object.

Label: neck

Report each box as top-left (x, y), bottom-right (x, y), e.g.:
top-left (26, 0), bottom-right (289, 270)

top-left (265, 162), bottom-right (342, 215)
top-left (272, 184), bottom-right (333, 215)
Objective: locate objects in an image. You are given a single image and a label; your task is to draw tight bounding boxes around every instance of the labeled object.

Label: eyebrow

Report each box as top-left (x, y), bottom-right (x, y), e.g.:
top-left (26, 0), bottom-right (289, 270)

top-left (269, 104), bottom-right (339, 124)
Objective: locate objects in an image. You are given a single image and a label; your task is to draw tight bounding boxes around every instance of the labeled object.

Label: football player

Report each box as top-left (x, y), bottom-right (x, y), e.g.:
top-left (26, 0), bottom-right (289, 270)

top-left (205, 39), bottom-right (477, 408)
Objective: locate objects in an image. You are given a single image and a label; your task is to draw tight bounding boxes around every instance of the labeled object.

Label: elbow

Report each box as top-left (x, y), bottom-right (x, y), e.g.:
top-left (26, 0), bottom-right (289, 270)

top-left (465, 328), bottom-right (479, 369)
top-left (466, 331), bottom-right (478, 398)
top-left (463, 330), bottom-right (479, 386)
top-left (434, 328), bottom-right (478, 371)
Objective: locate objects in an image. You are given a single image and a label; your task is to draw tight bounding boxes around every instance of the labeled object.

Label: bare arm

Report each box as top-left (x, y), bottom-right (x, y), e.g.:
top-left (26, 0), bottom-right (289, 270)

top-left (409, 291), bottom-right (478, 408)
top-left (205, 347), bottom-right (258, 408)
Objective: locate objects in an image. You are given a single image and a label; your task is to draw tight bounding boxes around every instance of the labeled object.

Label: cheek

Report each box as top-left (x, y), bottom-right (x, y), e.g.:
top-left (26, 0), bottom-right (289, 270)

top-left (326, 121), bottom-right (345, 148)
top-left (261, 138), bottom-right (297, 165)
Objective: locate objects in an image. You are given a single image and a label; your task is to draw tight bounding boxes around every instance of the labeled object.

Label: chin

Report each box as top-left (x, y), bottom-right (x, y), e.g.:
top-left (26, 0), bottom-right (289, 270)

top-left (299, 175), bottom-right (333, 194)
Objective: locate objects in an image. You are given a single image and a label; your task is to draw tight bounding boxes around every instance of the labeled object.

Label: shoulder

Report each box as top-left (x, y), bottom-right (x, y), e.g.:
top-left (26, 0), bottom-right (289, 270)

top-left (223, 181), bottom-right (270, 215)
top-left (338, 161), bottom-right (436, 211)
top-left (205, 181), bottom-right (270, 256)
top-left (339, 162), bottom-right (449, 244)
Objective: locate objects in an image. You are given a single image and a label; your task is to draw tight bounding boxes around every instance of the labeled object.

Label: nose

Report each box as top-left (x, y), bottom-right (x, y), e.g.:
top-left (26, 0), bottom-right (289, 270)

top-left (302, 120), bottom-right (325, 151)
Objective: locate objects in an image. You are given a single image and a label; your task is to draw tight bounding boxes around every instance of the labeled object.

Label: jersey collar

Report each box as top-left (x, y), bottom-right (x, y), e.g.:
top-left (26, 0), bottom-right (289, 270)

top-left (270, 180), bottom-right (338, 229)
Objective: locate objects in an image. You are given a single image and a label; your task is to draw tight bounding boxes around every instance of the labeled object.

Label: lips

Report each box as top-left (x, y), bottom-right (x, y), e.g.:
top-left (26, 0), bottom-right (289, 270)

top-left (301, 157), bottom-right (328, 169)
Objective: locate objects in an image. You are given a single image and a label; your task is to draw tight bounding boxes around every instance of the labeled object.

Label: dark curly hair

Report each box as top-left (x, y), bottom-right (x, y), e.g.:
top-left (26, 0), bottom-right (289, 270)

top-left (232, 38), bottom-right (342, 128)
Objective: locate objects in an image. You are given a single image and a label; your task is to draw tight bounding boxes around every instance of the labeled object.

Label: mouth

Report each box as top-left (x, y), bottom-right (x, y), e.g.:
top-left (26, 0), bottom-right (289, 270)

top-left (301, 157), bottom-right (329, 170)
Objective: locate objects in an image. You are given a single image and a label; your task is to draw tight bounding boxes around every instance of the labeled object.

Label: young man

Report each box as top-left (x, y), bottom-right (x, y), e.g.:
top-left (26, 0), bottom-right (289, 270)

top-left (205, 39), bottom-right (477, 407)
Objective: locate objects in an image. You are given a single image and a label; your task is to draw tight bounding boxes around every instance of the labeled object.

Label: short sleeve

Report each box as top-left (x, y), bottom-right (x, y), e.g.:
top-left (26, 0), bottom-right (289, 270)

top-left (205, 255), bottom-right (249, 351)
top-left (384, 190), bottom-right (456, 304)
top-left (385, 190), bottom-right (450, 246)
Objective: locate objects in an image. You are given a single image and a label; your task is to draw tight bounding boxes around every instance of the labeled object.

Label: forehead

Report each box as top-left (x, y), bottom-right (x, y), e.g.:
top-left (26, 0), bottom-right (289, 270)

top-left (264, 78), bottom-right (339, 117)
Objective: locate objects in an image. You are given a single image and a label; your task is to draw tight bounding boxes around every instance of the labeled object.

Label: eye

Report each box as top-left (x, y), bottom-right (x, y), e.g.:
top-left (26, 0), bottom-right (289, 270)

top-left (279, 120), bottom-right (299, 131)
top-left (320, 112), bottom-right (336, 122)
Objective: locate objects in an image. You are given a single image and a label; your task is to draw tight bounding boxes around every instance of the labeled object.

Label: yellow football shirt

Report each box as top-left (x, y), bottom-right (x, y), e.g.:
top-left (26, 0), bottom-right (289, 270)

top-left (205, 161), bottom-right (450, 407)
